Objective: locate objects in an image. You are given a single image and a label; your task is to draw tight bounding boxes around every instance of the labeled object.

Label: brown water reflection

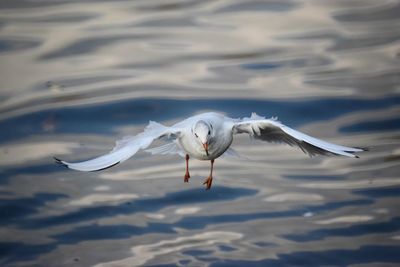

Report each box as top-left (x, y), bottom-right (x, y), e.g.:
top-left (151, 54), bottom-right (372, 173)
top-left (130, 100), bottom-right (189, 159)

top-left (0, 0), bottom-right (399, 266)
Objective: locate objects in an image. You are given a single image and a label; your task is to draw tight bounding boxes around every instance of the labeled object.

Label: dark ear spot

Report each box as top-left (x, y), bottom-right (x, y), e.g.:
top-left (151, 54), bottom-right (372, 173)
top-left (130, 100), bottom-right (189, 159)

top-left (195, 133), bottom-right (198, 138)
top-left (210, 124), bottom-right (213, 129)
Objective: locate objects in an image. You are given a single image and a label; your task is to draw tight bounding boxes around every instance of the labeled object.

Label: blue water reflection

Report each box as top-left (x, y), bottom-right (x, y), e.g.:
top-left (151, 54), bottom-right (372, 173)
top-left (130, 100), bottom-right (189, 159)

top-left (210, 245), bottom-right (400, 267)
top-left (0, 0), bottom-right (399, 266)
top-left (283, 217), bottom-right (400, 242)
top-left (1, 96), bottom-right (399, 144)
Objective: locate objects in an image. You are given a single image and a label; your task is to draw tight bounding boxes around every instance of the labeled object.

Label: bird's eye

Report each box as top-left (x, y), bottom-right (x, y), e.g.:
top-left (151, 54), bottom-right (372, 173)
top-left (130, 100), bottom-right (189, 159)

top-left (208, 130), bottom-right (211, 135)
top-left (195, 133), bottom-right (198, 138)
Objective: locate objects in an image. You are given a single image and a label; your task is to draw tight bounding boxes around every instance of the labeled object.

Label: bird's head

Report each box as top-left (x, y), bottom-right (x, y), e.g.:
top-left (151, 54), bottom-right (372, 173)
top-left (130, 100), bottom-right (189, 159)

top-left (193, 120), bottom-right (212, 155)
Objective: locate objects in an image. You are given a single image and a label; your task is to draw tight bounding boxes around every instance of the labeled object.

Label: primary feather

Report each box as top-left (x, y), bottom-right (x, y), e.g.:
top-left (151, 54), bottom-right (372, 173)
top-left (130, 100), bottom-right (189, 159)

top-left (56, 121), bottom-right (181, 171)
top-left (233, 113), bottom-right (363, 157)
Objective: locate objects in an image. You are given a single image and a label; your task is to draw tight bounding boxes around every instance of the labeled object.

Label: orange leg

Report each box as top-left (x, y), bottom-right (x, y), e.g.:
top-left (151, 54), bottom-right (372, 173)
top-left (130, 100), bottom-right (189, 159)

top-left (184, 154), bottom-right (190, 183)
top-left (203, 159), bottom-right (214, 190)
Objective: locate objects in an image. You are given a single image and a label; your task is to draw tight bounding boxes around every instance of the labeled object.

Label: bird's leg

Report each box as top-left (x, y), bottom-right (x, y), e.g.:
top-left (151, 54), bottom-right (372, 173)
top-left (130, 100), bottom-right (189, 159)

top-left (203, 159), bottom-right (214, 190)
top-left (184, 154), bottom-right (190, 183)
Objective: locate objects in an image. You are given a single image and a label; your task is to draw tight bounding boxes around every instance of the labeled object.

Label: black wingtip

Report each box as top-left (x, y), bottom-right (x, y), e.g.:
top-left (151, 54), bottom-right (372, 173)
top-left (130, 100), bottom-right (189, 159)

top-left (354, 146), bottom-right (368, 158)
top-left (352, 146), bottom-right (369, 152)
top-left (90, 161), bottom-right (120, 172)
top-left (54, 157), bottom-right (68, 168)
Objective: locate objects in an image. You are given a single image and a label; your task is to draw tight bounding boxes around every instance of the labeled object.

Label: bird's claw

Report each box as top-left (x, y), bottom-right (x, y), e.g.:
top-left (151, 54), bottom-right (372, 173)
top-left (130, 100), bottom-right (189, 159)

top-left (203, 176), bottom-right (213, 190)
top-left (184, 172), bottom-right (190, 183)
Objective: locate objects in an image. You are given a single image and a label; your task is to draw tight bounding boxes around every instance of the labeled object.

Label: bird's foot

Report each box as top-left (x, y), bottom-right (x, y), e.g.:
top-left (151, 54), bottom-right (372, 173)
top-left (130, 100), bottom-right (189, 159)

top-left (184, 172), bottom-right (190, 183)
top-left (203, 175), bottom-right (213, 190)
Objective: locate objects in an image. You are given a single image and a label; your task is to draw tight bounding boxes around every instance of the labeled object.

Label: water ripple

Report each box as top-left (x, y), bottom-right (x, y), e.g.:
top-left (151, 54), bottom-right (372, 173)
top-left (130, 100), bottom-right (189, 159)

top-left (0, 0), bottom-right (399, 266)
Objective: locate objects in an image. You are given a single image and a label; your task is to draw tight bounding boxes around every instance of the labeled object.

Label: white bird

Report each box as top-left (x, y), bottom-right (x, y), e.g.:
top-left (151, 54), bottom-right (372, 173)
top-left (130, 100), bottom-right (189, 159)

top-left (55, 112), bottom-right (365, 189)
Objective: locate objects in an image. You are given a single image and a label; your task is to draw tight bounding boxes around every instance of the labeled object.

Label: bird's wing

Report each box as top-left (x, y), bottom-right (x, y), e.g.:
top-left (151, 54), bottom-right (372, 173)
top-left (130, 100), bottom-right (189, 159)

top-left (55, 121), bottom-right (181, 171)
top-left (145, 141), bottom-right (185, 157)
top-left (232, 113), bottom-right (364, 158)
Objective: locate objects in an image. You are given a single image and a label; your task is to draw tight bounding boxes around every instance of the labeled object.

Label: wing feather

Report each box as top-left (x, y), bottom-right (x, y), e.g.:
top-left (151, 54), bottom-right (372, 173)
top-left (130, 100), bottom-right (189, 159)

top-left (233, 113), bottom-right (365, 158)
top-left (145, 141), bottom-right (185, 157)
top-left (55, 121), bottom-right (181, 171)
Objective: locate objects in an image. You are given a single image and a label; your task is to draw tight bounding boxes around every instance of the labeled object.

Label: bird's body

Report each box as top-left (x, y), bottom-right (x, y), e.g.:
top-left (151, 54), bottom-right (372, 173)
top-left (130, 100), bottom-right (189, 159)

top-left (176, 112), bottom-right (233, 160)
top-left (55, 112), bottom-right (365, 189)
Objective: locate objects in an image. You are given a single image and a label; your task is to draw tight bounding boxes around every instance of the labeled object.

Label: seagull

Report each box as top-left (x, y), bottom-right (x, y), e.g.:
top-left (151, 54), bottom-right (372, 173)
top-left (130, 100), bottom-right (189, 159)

top-left (55, 112), bottom-right (365, 189)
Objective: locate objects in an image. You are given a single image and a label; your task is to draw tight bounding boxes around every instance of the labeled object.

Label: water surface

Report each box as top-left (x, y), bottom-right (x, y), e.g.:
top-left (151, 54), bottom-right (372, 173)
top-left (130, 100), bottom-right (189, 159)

top-left (0, 0), bottom-right (399, 266)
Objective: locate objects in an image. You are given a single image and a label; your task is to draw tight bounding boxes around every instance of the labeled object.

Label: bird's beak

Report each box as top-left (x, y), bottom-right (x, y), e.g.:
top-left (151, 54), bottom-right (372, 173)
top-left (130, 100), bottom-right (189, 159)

top-left (203, 143), bottom-right (209, 156)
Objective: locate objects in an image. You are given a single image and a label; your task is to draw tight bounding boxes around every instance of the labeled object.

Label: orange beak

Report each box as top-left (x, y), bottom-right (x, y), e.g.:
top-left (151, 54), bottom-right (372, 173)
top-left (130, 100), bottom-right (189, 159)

top-left (203, 143), bottom-right (209, 156)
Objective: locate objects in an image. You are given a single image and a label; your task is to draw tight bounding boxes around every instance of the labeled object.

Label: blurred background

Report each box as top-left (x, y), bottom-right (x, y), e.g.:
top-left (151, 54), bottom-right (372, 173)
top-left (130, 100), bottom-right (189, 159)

top-left (0, 0), bottom-right (400, 266)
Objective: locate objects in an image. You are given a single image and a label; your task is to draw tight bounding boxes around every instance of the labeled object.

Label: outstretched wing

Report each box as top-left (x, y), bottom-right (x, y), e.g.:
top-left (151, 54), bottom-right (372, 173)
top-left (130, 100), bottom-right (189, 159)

top-left (55, 121), bottom-right (181, 171)
top-left (233, 113), bottom-right (365, 158)
top-left (145, 142), bottom-right (185, 157)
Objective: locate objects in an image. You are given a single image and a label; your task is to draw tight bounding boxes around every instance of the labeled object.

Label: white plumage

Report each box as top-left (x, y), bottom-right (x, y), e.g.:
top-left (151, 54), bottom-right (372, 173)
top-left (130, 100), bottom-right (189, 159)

top-left (55, 112), bottom-right (365, 189)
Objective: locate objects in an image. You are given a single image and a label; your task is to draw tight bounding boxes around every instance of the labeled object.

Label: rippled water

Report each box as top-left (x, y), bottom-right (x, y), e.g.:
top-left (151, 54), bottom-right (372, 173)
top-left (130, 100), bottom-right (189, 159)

top-left (1, 0), bottom-right (400, 266)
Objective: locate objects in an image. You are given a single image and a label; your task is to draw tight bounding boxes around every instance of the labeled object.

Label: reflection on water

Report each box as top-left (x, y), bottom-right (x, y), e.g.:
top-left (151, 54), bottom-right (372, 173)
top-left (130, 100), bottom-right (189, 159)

top-left (0, 0), bottom-right (399, 266)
